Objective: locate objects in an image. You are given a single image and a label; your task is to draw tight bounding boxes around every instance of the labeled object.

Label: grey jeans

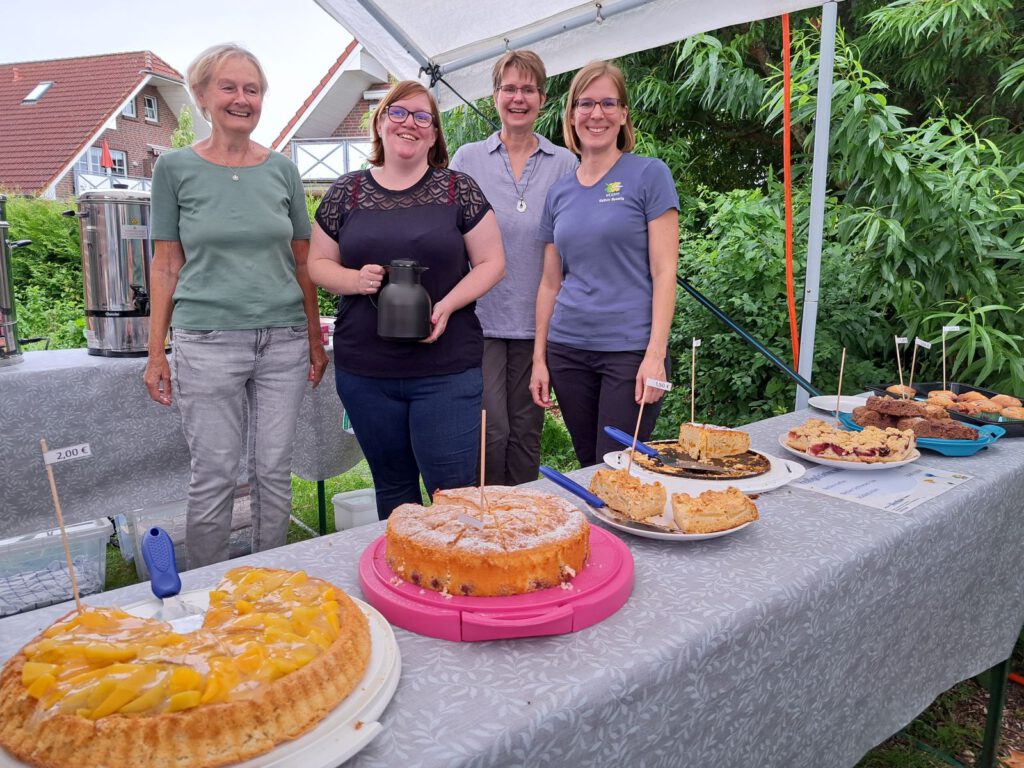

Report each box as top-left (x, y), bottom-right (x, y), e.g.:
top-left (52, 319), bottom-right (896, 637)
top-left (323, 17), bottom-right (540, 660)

top-left (172, 326), bottom-right (309, 569)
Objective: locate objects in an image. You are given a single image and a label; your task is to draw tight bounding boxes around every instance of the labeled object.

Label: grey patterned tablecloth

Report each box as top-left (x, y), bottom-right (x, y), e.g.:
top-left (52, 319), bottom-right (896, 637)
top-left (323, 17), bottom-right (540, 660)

top-left (1, 409), bottom-right (1022, 767)
top-left (0, 349), bottom-right (362, 537)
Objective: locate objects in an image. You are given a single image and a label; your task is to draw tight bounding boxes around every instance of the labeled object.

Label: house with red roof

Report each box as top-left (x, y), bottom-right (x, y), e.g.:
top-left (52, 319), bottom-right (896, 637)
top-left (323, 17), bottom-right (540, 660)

top-left (271, 41), bottom-right (390, 187)
top-left (0, 51), bottom-right (208, 198)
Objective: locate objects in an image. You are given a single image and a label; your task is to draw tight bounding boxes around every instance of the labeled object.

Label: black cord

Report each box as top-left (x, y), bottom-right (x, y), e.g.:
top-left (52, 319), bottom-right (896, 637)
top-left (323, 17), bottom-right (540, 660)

top-left (421, 63), bottom-right (499, 132)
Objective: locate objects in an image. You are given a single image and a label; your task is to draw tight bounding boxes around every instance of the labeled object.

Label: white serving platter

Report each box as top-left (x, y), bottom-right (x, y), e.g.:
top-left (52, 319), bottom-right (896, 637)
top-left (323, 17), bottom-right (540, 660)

top-left (777, 434), bottom-right (921, 471)
top-left (807, 395), bottom-right (868, 414)
top-left (603, 449), bottom-right (805, 494)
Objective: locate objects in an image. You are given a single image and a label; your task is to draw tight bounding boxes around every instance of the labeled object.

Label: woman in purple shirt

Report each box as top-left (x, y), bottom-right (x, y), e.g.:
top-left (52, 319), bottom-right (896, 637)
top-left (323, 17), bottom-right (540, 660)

top-left (531, 61), bottom-right (680, 467)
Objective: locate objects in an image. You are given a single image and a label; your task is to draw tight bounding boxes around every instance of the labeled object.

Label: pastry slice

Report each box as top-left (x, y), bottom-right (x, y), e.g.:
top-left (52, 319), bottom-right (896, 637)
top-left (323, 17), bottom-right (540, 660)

top-left (677, 423), bottom-right (750, 460)
top-left (671, 486), bottom-right (758, 534)
top-left (588, 468), bottom-right (666, 521)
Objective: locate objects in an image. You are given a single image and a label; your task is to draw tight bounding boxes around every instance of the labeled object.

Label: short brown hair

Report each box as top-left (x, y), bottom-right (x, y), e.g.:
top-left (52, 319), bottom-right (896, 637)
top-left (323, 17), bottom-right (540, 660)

top-left (491, 50), bottom-right (547, 93)
top-left (368, 80), bottom-right (449, 168)
top-left (562, 60), bottom-right (636, 154)
top-left (187, 43), bottom-right (268, 121)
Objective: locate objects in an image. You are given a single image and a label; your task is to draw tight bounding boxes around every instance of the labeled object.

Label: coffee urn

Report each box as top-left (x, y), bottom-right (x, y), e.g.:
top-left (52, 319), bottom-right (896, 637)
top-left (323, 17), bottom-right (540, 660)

top-left (68, 189), bottom-right (156, 357)
top-left (0, 195), bottom-right (30, 368)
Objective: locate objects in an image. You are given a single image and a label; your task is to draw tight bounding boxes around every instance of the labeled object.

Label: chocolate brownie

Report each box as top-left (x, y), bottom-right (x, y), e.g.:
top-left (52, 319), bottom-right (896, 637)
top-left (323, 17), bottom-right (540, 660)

top-left (853, 406), bottom-right (898, 429)
top-left (866, 395), bottom-right (931, 417)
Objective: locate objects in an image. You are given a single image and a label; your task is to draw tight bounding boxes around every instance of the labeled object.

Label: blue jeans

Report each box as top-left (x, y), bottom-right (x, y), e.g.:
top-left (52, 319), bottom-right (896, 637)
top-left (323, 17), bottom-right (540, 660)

top-left (335, 367), bottom-right (483, 519)
top-left (172, 326), bottom-right (309, 568)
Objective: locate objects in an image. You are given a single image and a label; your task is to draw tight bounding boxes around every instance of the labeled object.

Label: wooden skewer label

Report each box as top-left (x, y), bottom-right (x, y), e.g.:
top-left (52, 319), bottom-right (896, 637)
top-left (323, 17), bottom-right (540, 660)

top-left (942, 326), bottom-right (961, 334)
top-left (895, 337), bottom-right (908, 345)
top-left (692, 338), bottom-right (702, 348)
top-left (43, 443), bottom-right (92, 465)
top-left (915, 337), bottom-right (932, 349)
top-left (645, 378), bottom-right (672, 391)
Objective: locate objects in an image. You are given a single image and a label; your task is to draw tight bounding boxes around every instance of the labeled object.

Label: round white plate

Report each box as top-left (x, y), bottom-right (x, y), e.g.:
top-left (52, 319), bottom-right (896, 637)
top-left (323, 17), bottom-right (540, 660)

top-left (0, 592), bottom-right (402, 768)
top-left (603, 449), bottom-right (805, 495)
top-left (807, 395), bottom-right (868, 414)
top-left (776, 433), bottom-right (921, 470)
top-left (585, 502), bottom-right (755, 542)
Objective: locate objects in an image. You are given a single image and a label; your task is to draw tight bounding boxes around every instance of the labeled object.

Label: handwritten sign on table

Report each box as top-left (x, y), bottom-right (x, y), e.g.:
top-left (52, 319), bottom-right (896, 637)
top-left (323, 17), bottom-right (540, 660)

top-left (792, 463), bottom-right (972, 514)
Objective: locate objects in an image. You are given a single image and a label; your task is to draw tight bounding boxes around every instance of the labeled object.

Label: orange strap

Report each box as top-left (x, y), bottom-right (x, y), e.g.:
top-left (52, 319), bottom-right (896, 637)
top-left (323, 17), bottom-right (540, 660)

top-left (782, 13), bottom-right (800, 369)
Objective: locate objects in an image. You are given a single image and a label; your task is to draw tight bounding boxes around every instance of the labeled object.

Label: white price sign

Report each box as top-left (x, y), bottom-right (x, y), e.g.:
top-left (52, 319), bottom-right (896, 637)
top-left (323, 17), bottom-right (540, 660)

top-left (645, 378), bottom-right (673, 391)
top-left (43, 443), bottom-right (93, 465)
top-left (895, 336), bottom-right (908, 345)
top-left (942, 325), bottom-right (961, 334)
top-left (915, 337), bottom-right (932, 349)
top-left (692, 338), bottom-right (702, 348)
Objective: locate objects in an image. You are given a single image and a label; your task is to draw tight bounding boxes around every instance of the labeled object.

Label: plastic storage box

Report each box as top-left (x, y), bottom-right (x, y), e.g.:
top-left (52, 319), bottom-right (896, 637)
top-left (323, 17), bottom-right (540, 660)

top-left (333, 488), bottom-right (378, 531)
top-left (0, 517), bottom-right (113, 617)
top-left (121, 489), bottom-right (253, 579)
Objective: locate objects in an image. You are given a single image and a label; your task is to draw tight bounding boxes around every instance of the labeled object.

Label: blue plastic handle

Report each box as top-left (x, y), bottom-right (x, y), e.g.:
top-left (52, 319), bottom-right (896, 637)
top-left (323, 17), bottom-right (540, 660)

top-left (539, 465), bottom-right (606, 508)
top-left (141, 526), bottom-right (182, 599)
top-left (603, 425), bottom-right (658, 456)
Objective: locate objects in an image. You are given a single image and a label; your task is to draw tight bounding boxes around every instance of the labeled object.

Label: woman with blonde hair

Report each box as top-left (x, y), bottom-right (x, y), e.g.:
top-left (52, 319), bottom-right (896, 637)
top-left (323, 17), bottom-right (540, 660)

top-left (530, 60), bottom-right (679, 466)
top-left (144, 43), bottom-right (327, 568)
top-left (309, 80), bottom-right (505, 519)
top-left (450, 50), bottom-right (577, 486)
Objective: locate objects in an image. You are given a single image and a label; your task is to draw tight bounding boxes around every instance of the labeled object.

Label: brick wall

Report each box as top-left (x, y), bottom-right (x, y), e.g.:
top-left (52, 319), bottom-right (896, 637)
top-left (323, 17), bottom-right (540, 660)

top-left (54, 84), bottom-right (181, 197)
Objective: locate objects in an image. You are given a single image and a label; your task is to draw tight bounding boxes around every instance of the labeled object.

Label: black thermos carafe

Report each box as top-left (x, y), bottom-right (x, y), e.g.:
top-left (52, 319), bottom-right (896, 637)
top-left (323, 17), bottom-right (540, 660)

top-left (377, 259), bottom-right (431, 340)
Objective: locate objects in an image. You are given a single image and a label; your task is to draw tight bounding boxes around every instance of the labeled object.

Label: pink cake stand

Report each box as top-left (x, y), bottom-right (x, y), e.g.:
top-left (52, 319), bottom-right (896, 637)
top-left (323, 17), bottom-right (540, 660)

top-left (358, 526), bottom-right (633, 642)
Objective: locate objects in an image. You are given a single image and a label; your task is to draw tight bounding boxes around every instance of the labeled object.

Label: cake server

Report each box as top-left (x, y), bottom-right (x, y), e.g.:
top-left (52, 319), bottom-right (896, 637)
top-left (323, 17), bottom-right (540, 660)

top-left (603, 426), bottom-right (732, 474)
top-left (539, 465), bottom-right (606, 507)
top-left (141, 526), bottom-right (203, 629)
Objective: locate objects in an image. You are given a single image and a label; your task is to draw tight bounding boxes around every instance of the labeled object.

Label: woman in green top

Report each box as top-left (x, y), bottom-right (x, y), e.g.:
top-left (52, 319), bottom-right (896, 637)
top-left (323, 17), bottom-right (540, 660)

top-left (143, 43), bottom-right (327, 569)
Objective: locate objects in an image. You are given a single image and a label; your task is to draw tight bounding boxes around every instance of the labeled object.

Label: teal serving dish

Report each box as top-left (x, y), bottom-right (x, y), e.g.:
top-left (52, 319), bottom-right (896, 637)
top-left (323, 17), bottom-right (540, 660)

top-left (838, 412), bottom-right (1005, 457)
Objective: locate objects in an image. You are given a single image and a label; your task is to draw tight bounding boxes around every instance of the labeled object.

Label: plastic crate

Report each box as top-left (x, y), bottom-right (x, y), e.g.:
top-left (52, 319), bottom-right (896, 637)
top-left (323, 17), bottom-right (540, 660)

top-left (0, 518), bottom-right (113, 617)
top-left (122, 489), bottom-right (253, 579)
top-left (333, 488), bottom-right (378, 530)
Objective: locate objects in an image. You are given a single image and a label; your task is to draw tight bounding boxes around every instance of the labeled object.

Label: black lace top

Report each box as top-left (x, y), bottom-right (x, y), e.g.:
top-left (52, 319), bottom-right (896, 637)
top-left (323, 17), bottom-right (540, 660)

top-left (315, 167), bottom-right (492, 377)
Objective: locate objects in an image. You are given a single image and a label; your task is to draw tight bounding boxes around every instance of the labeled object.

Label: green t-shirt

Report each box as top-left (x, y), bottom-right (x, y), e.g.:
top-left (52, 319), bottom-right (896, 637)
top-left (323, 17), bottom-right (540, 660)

top-left (150, 147), bottom-right (312, 330)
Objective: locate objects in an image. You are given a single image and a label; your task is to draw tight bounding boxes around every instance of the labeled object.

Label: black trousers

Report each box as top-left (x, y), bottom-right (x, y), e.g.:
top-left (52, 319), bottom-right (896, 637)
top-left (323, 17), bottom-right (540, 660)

top-left (547, 341), bottom-right (667, 468)
top-left (482, 338), bottom-right (545, 485)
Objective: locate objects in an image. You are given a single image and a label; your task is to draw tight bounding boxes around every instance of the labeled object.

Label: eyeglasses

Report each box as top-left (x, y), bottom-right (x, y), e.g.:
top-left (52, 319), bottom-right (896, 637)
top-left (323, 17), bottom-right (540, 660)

top-left (385, 105), bottom-right (434, 128)
top-left (497, 84), bottom-right (541, 97)
top-left (573, 97), bottom-right (624, 114)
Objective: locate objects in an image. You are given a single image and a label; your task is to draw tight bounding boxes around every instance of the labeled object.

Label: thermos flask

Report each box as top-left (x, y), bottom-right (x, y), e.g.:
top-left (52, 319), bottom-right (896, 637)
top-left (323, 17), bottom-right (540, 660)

top-left (377, 259), bottom-right (431, 340)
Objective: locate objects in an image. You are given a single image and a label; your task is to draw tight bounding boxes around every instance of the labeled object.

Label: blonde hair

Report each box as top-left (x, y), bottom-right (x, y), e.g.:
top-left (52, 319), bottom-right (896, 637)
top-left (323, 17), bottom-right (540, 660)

top-left (368, 80), bottom-right (448, 168)
top-left (562, 60), bottom-right (635, 154)
top-left (187, 43), bottom-right (268, 121)
top-left (491, 50), bottom-right (548, 93)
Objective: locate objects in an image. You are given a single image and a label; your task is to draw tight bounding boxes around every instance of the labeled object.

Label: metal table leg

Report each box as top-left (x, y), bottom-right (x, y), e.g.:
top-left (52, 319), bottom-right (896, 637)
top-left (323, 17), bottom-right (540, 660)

top-left (977, 657), bottom-right (1010, 768)
top-left (317, 480), bottom-right (328, 536)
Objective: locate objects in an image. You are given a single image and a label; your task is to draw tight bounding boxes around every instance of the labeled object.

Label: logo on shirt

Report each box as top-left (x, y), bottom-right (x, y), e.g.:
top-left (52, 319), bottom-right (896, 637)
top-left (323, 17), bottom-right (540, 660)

top-left (599, 180), bottom-right (625, 204)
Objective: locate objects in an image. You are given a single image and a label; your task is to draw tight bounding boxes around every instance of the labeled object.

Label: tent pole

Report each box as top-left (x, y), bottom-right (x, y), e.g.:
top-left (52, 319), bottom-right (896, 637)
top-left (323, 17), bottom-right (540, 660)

top-left (794, 1), bottom-right (838, 410)
top-left (355, 0), bottom-right (431, 70)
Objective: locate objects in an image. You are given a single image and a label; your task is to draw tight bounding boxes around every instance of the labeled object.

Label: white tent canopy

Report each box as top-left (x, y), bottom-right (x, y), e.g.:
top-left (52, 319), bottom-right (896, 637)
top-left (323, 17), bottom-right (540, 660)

top-left (313, 0), bottom-right (842, 406)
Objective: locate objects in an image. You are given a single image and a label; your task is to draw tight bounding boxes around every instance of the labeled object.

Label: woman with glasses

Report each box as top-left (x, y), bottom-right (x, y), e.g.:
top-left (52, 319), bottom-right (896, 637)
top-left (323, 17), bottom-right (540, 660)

top-left (530, 60), bottom-right (680, 467)
top-left (308, 80), bottom-right (505, 520)
top-left (450, 50), bottom-right (577, 486)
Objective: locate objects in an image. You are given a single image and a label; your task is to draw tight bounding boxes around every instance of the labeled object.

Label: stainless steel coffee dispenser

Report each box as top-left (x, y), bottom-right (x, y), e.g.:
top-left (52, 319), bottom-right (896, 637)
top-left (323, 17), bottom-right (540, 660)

top-left (68, 189), bottom-right (155, 356)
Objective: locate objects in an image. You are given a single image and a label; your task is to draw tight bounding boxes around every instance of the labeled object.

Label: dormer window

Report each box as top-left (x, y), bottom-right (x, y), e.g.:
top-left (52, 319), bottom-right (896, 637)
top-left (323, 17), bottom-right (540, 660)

top-left (22, 81), bottom-right (54, 103)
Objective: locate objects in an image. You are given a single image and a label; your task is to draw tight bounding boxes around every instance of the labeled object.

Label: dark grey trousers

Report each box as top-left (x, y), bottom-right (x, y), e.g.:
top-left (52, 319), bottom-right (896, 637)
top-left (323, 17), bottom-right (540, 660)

top-left (482, 338), bottom-right (545, 485)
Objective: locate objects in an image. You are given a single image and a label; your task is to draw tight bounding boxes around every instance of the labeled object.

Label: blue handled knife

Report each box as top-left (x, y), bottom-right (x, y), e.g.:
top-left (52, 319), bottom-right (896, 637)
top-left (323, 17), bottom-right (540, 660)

top-left (141, 527), bottom-right (201, 627)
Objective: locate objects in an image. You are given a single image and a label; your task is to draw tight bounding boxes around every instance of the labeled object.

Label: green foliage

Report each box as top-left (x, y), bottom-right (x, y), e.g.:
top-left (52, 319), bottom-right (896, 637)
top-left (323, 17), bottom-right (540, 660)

top-left (171, 106), bottom-right (196, 149)
top-left (540, 410), bottom-right (579, 473)
top-left (305, 192), bottom-right (337, 317)
top-left (4, 194), bottom-right (85, 349)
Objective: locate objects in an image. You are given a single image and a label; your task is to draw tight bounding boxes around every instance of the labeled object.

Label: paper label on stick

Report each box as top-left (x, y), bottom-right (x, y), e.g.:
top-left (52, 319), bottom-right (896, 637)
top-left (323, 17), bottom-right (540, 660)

top-left (43, 443), bottom-right (92, 465)
top-left (645, 378), bottom-right (673, 391)
top-left (458, 514), bottom-right (485, 529)
top-left (692, 338), bottom-right (701, 348)
top-left (942, 326), bottom-right (961, 334)
top-left (895, 337), bottom-right (908, 345)
top-left (915, 337), bottom-right (932, 349)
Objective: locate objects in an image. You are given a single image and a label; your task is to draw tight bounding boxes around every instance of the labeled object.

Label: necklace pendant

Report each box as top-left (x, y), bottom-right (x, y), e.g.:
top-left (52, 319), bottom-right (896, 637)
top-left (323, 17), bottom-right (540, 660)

top-left (231, 173), bottom-right (240, 181)
top-left (516, 198), bottom-right (527, 213)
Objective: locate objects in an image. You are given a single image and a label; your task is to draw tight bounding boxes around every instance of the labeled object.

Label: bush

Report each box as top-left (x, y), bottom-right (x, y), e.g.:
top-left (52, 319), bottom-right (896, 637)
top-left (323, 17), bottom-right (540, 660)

top-left (4, 194), bottom-right (84, 349)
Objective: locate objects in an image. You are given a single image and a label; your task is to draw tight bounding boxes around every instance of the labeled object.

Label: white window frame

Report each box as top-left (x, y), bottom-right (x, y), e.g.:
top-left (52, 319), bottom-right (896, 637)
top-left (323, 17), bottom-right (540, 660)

top-left (143, 95), bottom-right (158, 122)
top-left (122, 98), bottom-right (137, 118)
top-left (74, 147), bottom-right (128, 177)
